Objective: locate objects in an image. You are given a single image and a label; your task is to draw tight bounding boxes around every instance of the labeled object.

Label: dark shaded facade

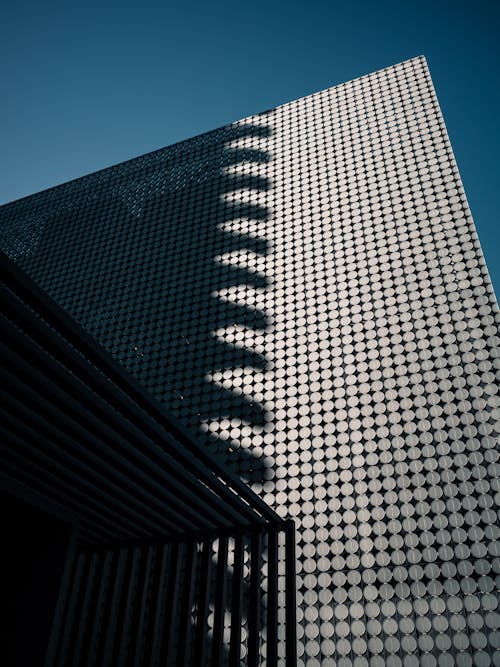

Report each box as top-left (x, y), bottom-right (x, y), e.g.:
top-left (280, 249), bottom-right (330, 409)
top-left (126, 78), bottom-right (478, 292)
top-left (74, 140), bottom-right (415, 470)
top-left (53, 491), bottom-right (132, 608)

top-left (1, 253), bottom-right (296, 665)
top-left (1, 55), bottom-right (499, 665)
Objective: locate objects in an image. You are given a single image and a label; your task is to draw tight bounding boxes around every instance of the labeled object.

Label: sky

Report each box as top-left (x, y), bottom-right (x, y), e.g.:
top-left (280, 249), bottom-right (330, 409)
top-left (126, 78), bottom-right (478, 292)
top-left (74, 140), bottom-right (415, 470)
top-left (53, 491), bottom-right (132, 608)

top-left (1, 0), bottom-right (499, 295)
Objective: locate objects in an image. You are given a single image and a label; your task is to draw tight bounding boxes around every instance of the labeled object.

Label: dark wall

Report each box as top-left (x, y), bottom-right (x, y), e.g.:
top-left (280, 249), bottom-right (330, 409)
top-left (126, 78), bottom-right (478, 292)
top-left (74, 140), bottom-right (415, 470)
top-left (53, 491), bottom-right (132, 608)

top-left (0, 121), bottom-right (273, 485)
top-left (1, 491), bottom-right (74, 667)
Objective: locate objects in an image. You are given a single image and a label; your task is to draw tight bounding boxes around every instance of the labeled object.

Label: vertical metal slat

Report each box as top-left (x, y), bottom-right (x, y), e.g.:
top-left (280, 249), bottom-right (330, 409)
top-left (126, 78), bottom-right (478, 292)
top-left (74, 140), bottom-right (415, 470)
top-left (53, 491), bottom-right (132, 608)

top-left (52, 553), bottom-right (86, 667)
top-left (267, 528), bottom-right (278, 667)
top-left (70, 552), bottom-right (100, 667)
top-left (161, 542), bottom-right (184, 665)
top-left (98, 549), bottom-right (128, 666)
top-left (115, 547), bottom-right (141, 665)
top-left (211, 535), bottom-right (228, 666)
top-left (131, 546), bottom-right (154, 667)
top-left (229, 534), bottom-right (243, 666)
top-left (177, 540), bottom-right (197, 666)
top-left (247, 532), bottom-right (261, 667)
top-left (84, 550), bottom-right (113, 667)
top-left (285, 521), bottom-right (297, 667)
top-left (44, 526), bottom-right (79, 667)
top-left (144, 544), bottom-right (170, 667)
top-left (192, 539), bottom-right (212, 667)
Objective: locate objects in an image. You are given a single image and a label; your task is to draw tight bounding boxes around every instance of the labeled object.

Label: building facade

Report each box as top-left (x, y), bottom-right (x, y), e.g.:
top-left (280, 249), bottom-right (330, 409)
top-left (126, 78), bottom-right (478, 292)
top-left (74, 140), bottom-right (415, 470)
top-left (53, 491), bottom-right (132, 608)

top-left (1, 55), bottom-right (499, 665)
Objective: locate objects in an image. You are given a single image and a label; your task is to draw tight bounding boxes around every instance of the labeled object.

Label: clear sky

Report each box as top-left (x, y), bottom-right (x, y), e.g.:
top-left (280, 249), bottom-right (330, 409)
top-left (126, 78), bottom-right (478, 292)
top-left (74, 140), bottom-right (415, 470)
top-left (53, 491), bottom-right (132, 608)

top-left (1, 0), bottom-right (499, 294)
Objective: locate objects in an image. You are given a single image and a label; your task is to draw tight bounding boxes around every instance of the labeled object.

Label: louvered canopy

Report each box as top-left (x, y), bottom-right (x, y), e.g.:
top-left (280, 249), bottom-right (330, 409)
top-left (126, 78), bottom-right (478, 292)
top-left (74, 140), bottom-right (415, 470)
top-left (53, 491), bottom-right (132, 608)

top-left (1, 251), bottom-right (283, 546)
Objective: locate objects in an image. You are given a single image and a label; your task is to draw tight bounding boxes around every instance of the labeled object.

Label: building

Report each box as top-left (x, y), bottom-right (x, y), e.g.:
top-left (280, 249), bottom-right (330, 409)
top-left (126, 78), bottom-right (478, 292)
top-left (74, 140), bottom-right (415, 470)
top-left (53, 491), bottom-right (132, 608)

top-left (1, 55), bottom-right (499, 665)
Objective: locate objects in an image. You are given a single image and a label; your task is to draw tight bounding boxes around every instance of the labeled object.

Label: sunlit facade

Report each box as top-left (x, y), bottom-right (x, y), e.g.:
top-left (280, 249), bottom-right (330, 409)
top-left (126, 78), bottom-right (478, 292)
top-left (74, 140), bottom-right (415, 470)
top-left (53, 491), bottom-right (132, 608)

top-left (1, 55), bottom-right (499, 665)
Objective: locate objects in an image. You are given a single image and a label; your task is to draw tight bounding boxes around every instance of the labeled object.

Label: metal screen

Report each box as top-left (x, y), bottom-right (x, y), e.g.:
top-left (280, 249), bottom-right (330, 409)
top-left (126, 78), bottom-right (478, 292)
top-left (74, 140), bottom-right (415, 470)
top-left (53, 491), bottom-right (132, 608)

top-left (51, 525), bottom-right (296, 666)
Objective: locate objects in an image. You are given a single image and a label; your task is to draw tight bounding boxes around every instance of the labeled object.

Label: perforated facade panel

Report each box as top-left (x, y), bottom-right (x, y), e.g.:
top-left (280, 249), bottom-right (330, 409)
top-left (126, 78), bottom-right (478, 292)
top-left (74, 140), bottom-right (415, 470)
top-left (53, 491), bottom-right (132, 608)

top-left (1, 55), bottom-right (499, 665)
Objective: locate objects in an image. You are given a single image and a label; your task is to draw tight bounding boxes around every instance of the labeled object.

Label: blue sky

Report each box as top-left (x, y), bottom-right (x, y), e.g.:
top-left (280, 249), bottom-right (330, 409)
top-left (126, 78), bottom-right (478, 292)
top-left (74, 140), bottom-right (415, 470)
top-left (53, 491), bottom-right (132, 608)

top-left (1, 0), bottom-right (499, 294)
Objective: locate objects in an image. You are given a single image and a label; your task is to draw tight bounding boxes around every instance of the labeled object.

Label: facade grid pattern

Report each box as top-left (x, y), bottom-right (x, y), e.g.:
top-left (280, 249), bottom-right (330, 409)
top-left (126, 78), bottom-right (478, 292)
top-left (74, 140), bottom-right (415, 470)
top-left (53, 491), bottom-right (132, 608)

top-left (1, 55), bottom-right (499, 666)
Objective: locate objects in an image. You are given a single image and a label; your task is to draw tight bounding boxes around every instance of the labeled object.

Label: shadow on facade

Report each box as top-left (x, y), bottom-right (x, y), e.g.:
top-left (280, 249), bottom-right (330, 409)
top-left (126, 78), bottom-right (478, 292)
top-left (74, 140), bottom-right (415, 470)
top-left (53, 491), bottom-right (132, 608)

top-left (0, 121), bottom-right (276, 663)
top-left (2, 120), bottom-right (274, 483)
